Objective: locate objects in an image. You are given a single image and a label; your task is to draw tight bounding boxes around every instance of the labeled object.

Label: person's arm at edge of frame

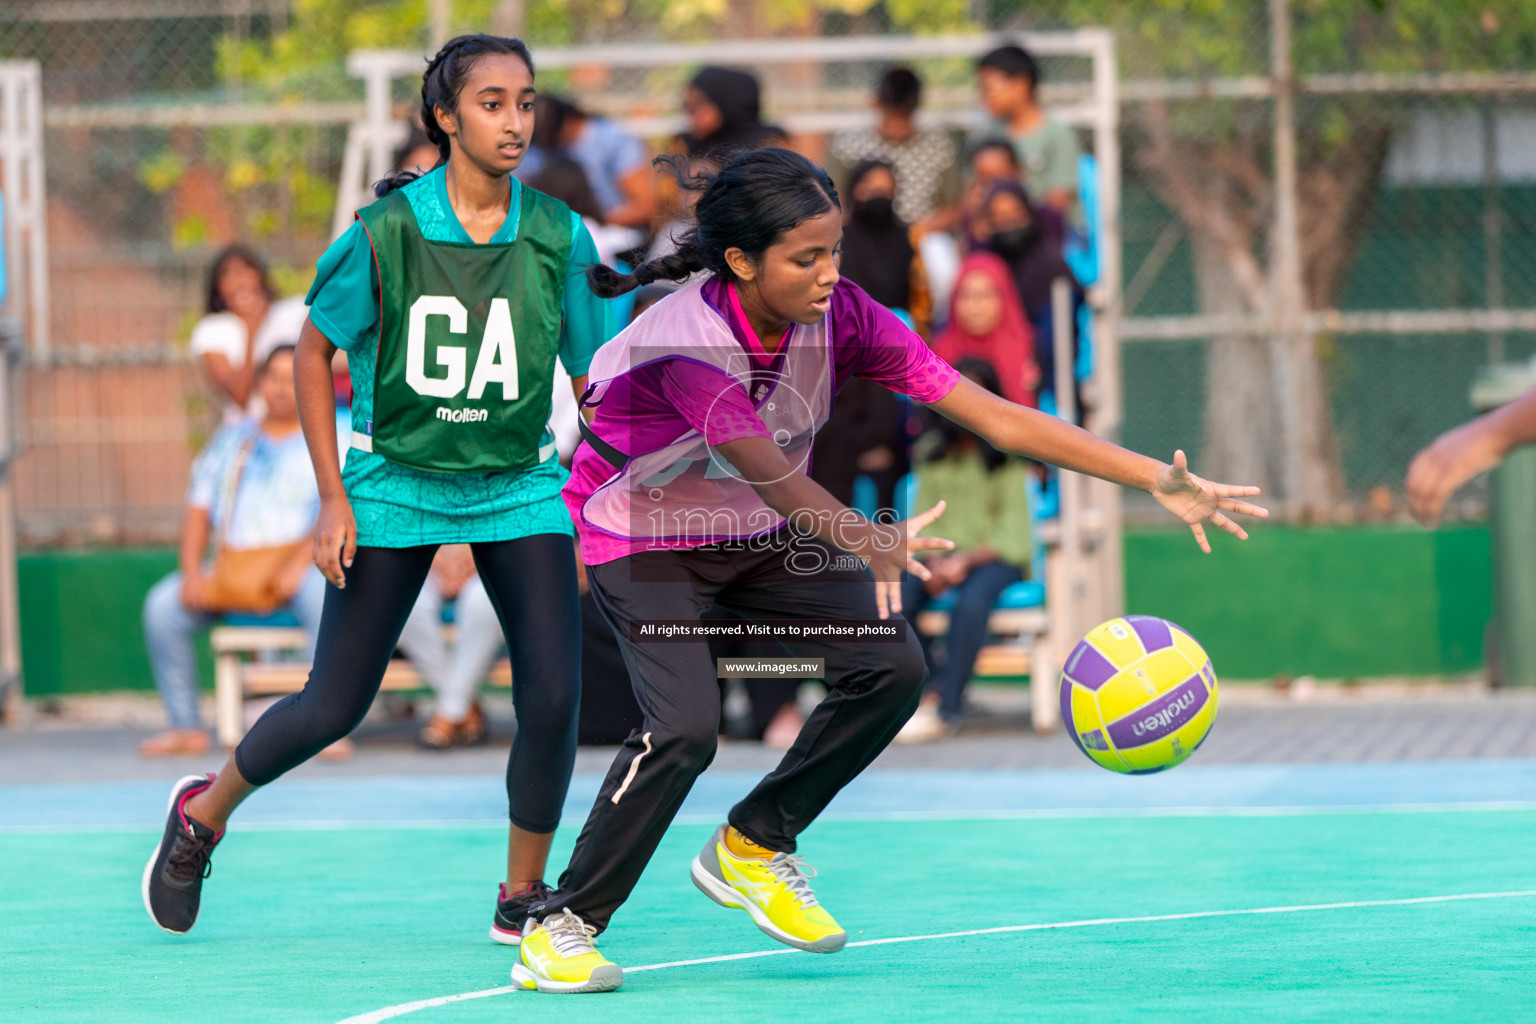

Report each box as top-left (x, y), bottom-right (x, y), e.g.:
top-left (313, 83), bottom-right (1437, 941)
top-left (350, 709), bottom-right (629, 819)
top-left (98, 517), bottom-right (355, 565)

top-left (295, 316), bottom-right (356, 588)
top-left (927, 376), bottom-right (1269, 553)
top-left (1406, 386), bottom-right (1536, 527)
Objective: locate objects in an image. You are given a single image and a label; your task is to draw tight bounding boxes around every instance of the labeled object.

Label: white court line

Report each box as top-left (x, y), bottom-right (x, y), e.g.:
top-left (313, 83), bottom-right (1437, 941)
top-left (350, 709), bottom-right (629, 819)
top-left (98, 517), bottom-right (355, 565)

top-left (12, 800), bottom-right (1536, 835)
top-left (335, 888), bottom-right (1536, 1024)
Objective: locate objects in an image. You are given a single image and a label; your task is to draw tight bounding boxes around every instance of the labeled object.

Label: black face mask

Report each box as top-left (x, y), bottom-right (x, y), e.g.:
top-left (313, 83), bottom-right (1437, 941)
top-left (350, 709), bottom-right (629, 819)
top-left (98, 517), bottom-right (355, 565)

top-left (852, 196), bottom-right (897, 230)
top-left (988, 223), bottom-right (1042, 258)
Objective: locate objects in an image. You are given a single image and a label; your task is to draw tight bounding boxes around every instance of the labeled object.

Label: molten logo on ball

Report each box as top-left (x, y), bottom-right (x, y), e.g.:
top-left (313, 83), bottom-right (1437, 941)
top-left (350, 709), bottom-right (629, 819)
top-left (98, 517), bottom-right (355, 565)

top-left (1060, 615), bottom-right (1218, 774)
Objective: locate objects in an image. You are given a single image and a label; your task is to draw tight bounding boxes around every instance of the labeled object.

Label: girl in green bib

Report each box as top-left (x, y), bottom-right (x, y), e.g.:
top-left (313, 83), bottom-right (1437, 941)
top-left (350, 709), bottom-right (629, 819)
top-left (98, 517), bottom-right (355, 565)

top-left (142, 35), bottom-right (613, 946)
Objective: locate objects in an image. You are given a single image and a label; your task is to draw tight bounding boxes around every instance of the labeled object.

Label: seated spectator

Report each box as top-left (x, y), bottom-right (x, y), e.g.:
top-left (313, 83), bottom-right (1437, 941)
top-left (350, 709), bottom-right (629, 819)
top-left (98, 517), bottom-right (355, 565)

top-left (139, 347), bottom-right (330, 757)
top-left (960, 140), bottom-right (1064, 249)
top-left (810, 160), bottom-right (923, 516)
top-left (529, 153), bottom-right (644, 267)
top-left (397, 545), bottom-right (502, 749)
top-left (977, 180), bottom-right (1080, 404)
top-left (974, 43), bottom-right (1083, 218)
top-left (932, 251), bottom-right (1040, 409)
top-left (828, 67), bottom-right (958, 229)
top-left (970, 137), bottom-right (1022, 190)
top-left (527, 95), bottom-right (657, 230)
top-left (839, 159), bottom-right (931, 336)
top-left (529, 148), bottom-right (604, 222)
top-left (896, 358), bottom-right (1034, 742)
top-left (192, 245), bottom-right (309, 424)
top-left (678, 67), bottom-right (787, 161)
top-left (959, 138), bottom-right (1021, 247)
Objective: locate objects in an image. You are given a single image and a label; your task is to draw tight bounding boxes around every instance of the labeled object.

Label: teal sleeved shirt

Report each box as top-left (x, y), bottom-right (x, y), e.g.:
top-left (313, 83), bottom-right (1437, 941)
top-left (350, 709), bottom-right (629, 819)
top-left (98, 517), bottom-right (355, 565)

top-left (306, 166), bottom-right (617, 546)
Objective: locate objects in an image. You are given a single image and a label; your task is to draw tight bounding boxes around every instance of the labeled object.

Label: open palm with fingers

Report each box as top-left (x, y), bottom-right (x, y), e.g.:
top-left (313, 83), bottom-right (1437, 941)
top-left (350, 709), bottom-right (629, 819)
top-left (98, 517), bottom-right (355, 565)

top-left (867, 500), bottom-right (954, 619)
top-left (1152, 450), bottom-right (1270, 553)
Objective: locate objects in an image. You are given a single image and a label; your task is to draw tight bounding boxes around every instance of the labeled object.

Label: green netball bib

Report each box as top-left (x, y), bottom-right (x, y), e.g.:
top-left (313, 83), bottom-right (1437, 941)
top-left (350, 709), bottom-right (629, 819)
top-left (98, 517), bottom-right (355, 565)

top-left (355, 186), bottom-right (572, 474)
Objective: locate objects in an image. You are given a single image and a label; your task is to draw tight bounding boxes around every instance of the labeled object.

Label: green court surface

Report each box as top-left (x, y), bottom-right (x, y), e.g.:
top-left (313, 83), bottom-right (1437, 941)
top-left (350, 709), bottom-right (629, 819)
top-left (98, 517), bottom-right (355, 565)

top-left (6, 806), bottom-right (1536, 1022)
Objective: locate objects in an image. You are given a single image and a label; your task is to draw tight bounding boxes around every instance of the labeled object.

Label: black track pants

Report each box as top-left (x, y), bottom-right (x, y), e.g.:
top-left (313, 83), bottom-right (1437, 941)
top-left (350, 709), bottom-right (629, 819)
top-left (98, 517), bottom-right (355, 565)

top-left (234, 534), bottom-right (582, 832)
top-left (538, 529), bottom-right (927, 931)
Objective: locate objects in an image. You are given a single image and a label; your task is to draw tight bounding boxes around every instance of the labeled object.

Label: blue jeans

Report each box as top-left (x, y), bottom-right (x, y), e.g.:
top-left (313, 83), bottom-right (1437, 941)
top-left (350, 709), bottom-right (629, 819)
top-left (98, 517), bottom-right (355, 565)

top-left (142, 567), bottom-right (326, 729)
top-left (900, 560), bottom-right (1024, 722)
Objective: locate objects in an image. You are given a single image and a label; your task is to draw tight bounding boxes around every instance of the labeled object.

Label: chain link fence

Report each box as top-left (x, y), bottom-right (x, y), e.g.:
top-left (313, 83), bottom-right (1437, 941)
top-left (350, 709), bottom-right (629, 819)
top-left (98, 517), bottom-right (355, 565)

top-left (3, 0), bottom-right (1535, 540)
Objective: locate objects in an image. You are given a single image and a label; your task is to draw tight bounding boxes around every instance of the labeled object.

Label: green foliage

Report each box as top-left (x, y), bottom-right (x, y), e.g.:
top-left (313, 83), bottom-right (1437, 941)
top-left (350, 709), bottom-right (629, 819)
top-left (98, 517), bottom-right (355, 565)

top-left (884, 0), bottom-right (972, 34)
top-left (137, 150), bottom-right (185, 195)
top-left (171, 214), bottom-right (212, 250)
top-left (1010, 0), bottom-right (1536, 79)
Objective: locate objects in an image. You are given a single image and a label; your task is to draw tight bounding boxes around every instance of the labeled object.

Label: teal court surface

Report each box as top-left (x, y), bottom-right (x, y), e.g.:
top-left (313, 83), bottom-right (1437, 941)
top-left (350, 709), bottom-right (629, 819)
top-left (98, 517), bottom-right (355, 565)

top-left (6, 760), bottom-right (1536, 1022)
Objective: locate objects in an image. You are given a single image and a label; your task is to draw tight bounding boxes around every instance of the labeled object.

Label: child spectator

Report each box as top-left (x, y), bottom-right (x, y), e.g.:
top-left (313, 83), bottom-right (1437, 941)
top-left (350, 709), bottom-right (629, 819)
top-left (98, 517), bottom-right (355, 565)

top-left (828, 67), bottom-right (958, 227)
top-left (970, 137), bottom-right (1022, 189)
top-left (896, 358), bottom-right (1034, 742)
top-left (191, 246), bottom-right (309, 424)
top-left (932, 251), bottom-right (1040, 409)
top-left (957, 139), bottom-right (1026, 246)
top-left (139, 347), bottom-right (336, 757)
top-left (974, 44), bottom-right (1082, 217)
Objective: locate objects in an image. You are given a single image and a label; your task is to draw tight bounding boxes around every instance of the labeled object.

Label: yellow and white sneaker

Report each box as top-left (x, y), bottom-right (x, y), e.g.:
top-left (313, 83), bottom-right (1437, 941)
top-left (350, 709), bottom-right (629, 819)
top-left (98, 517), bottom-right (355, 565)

top-left (511, 909), bottom-right (623, 994)
top-left (690, 824), bottom-right (848, 953)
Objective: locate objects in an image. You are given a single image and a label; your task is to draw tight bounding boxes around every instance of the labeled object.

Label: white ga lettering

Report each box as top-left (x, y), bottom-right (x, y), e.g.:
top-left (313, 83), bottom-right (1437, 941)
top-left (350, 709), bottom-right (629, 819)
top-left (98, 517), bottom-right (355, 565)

top-left (406, 295), bottom-right (520, 401)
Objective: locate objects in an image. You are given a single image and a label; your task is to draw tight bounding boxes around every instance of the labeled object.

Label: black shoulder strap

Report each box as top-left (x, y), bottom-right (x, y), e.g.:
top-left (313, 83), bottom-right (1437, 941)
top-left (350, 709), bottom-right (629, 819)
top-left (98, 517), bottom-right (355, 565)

top-left (578, 415), bottom-right (629, 470)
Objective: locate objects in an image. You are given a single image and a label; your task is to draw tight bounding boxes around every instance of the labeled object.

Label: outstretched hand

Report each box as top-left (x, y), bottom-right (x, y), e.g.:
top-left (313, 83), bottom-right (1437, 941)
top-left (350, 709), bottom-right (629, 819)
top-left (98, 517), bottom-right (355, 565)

top-left (1405, 420), bottom-right (1505, 528)
top-left (867, 500), bottom-right (954, 619)
top-left (1152, 450), bottom-right (1269, 553)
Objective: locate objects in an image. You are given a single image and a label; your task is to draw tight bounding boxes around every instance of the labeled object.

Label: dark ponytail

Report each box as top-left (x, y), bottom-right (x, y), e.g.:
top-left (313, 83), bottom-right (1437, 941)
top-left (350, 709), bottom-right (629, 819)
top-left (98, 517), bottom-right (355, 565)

top-left (587, 148), bottom-right (839, 299)
top-left (374, 34), bottom-right (535, 197)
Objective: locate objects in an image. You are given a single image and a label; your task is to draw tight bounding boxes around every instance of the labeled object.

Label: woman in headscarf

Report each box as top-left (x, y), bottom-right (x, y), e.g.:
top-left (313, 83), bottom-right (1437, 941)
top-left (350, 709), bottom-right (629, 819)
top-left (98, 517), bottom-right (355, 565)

top-left (975, 179), bottom-right (1081, 411)
top-left (837, 158), bottom-right (930, 335)
top-left (679, 66), bottom-right (787, 160)
top-left (931, 250), bottom-right (1040, 409)
top-left (977, 179), bottom-right (1074, 322)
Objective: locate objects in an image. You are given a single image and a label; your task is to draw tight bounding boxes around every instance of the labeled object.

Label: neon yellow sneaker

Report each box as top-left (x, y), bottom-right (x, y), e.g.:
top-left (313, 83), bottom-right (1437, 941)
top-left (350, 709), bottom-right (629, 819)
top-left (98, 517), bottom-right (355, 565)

top-left (511, 909), bottom-right (623, 994)
top-left (689, 824), bottom-right (848, 953)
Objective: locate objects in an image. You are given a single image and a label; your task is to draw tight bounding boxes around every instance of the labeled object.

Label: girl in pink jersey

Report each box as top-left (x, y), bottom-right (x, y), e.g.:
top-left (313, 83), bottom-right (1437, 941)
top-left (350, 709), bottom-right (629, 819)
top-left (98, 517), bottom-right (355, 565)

top-left (511, 148), bottom-right (1267, 994)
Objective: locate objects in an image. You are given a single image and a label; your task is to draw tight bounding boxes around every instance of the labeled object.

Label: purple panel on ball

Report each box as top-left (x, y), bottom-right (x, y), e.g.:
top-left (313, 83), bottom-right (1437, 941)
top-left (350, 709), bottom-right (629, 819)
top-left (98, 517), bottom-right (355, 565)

top-left (1125, 615), bottom-right (1173, 653)
top-left (1106, 675), bottom-right (1209, 749)
top-left (1064, 640), bottom-right (1118, 691)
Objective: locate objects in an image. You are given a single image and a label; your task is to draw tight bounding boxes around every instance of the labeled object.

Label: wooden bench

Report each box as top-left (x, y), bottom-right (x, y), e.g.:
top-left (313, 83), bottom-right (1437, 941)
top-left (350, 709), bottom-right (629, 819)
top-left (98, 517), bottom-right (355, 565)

top-left (914, 598), bottom-right (1056, 735)
top-left (211, 623), bottom-right (511, 748)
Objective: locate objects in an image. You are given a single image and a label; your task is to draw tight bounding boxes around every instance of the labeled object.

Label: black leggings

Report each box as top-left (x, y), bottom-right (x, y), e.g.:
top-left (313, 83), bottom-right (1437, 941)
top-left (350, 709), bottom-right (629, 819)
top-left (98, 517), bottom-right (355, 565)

top-left (234, 534), bottom-right (581, 833)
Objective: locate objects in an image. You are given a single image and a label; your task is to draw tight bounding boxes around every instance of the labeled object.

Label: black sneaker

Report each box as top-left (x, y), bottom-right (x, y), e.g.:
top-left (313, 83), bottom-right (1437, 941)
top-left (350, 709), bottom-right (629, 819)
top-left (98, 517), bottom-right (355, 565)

top-left (142, 773), bottom-right (223, 934)
top-left (489, 880), bottom-right (553, 945)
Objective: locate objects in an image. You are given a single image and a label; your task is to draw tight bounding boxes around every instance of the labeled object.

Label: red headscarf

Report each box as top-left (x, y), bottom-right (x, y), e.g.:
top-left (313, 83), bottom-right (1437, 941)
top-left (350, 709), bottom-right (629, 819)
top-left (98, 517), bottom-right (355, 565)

top-left (932, 252), bottom-right (1039, 408)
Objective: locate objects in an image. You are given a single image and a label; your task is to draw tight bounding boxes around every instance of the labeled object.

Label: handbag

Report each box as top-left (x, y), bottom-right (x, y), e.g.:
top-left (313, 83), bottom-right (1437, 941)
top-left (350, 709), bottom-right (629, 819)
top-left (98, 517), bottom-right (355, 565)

top-left (202, 431), bottom-right (310, 614)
